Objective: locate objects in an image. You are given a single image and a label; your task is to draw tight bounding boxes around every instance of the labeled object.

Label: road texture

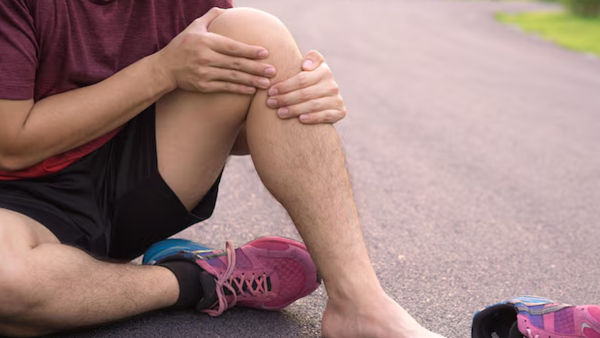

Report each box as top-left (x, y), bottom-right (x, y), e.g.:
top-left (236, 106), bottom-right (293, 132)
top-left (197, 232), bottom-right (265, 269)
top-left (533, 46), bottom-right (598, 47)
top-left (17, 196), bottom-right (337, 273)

top-left (57, 0), bottom-right (600, 337)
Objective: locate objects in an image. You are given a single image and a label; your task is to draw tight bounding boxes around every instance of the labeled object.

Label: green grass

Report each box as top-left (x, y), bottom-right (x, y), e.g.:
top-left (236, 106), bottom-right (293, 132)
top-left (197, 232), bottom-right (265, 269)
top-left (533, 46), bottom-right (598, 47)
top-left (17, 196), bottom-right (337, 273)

top-left (496, 11), bottom-right (600, 56)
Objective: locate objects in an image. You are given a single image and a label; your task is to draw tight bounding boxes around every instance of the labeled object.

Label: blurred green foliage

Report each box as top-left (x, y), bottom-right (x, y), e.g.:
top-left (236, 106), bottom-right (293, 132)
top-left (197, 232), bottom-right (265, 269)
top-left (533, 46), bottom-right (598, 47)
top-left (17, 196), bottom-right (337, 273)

top-left (497, 11), bottom-right (600, 56)
top-left (528, 0), bottom-right (599, 17)
top-left (561, 0), bottom-right (600, 17)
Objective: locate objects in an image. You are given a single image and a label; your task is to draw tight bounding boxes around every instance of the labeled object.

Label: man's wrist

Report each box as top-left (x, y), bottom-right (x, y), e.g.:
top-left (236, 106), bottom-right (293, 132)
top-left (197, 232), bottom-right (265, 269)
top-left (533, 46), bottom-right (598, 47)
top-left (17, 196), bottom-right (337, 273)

top-left (147, 51), bottom-right (177, 95)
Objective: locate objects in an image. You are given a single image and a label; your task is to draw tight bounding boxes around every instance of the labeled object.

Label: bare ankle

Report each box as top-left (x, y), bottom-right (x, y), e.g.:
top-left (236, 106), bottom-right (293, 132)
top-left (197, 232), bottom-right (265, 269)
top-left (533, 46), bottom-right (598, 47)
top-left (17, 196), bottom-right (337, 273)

top-left (322, 292), bottom-right (442, 338)
top-left (325, 278), bottom-right (385, 308)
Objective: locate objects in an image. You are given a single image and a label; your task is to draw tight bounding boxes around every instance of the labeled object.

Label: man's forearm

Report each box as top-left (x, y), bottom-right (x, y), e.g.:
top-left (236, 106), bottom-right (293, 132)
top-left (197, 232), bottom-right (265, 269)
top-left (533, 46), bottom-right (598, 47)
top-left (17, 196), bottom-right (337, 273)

top-left (0, 7), bottom-right (283, 172)
top-left (5, 53), bottom-right (173, 170)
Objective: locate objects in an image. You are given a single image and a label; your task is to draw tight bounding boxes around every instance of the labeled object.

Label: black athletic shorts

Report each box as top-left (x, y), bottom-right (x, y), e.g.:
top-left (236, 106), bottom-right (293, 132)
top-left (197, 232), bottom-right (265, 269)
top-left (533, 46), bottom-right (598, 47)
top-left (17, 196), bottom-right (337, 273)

top-left (0, 105), bottom-right (220, 261)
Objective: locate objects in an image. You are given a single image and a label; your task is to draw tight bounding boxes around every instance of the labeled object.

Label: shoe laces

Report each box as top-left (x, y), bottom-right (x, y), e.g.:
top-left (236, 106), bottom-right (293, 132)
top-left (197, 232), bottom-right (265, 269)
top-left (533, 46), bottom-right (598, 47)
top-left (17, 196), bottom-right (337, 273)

top-left (203, 241), bottom-right (272, 317)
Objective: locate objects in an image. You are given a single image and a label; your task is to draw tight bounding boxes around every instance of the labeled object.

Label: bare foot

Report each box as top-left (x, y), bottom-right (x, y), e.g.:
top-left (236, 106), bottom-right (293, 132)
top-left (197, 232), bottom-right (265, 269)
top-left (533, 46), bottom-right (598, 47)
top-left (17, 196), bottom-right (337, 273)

top-left (322, 291), bottom-right (445, 338)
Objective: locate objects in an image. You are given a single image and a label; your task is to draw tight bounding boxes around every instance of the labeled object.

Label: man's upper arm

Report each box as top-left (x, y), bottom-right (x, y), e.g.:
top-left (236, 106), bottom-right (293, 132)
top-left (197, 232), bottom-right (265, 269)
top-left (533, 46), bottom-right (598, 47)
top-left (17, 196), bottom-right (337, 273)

top-left (0, 1), bottom-right (38, 169)
top-left (0, 1), bottom-right (38, 100)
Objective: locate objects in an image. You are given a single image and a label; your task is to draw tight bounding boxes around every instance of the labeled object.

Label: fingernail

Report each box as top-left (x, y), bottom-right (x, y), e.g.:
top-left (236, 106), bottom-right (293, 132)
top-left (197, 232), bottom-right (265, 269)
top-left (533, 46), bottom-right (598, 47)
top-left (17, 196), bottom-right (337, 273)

top-left (277, 107), bottom-right (289, 117)
top-left (258, 49), bottom-right (269, 58)
top-left (302, 60), bottom-right (313, 69)
top-left (264, 66), bottom-right (276, 76)
top-left (258, 78), bottom-right (270, 88)
top-left (299, 114), bottom-right (310, 122)
top-left (268, 87), bottom-right (278, 96)
top-left (267, 98), bottom-right (278, 108)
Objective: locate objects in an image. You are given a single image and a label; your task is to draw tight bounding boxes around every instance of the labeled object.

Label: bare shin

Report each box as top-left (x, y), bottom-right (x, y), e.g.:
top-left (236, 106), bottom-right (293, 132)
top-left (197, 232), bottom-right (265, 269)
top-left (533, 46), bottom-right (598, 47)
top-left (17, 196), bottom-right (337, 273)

top-left (210, 8), bottom-right (382, 301)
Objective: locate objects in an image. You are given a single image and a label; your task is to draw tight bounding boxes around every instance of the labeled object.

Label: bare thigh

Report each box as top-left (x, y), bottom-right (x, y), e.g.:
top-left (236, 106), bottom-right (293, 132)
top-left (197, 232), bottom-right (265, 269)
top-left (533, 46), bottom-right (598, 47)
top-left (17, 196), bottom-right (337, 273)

top-left (155, 90), bottom-right (251, 211)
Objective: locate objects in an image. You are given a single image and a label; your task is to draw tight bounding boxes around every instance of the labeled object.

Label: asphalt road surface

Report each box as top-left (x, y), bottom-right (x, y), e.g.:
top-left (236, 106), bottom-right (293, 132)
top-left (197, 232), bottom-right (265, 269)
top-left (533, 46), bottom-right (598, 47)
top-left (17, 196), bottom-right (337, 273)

top-left (56, 1), bottom-right (600, 337)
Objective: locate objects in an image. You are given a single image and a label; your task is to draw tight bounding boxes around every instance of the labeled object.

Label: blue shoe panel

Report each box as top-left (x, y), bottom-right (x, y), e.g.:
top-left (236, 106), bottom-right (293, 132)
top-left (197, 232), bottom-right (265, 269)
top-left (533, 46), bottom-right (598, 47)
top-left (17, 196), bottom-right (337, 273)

top-left (142, 238), bottom-right (212, 265)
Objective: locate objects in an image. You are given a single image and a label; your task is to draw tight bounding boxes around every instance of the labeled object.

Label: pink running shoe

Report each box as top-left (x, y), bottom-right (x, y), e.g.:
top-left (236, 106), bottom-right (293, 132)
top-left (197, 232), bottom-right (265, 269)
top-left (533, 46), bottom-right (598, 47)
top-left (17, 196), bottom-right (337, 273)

top-left (175, 236), bottom-right (321, 316)
top-left (472, 296), bottom-right (600, 338)
top-left (516, 301), bottom-right (600, 338)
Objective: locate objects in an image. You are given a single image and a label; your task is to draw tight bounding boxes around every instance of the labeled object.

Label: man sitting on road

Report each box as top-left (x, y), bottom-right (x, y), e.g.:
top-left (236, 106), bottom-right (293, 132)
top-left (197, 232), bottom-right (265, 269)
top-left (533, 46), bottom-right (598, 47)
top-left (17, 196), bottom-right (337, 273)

top-left (0, 1), bottom-right (442, 337)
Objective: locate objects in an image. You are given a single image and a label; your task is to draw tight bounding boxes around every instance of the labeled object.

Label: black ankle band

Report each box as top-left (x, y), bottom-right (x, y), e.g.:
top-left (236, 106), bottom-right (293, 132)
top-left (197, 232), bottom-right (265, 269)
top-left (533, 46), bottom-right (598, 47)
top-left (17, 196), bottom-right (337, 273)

top-left (159, 260), bottom-right (204, 310)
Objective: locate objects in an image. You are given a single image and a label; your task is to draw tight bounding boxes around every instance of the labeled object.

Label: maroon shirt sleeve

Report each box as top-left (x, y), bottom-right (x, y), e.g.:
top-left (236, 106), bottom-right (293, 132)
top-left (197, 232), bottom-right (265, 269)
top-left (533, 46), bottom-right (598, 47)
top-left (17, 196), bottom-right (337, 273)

top-left (0, 0), bottom-right (38, 100)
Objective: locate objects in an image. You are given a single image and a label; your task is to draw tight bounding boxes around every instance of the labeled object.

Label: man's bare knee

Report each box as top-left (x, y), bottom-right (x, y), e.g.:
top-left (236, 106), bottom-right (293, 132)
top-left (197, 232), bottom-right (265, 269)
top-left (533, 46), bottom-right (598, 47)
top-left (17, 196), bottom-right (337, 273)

top-left (0, 209), bottom-right (59, 249)
top-left (0, 253), bottom-right (36, 322)
top-left (208, 8), bottom-right (303, 82)
top-left (0, 212), bottom-right (52, 319)
top-left (0, 239), bottom-right (49, 336)
top-left (208, 8), bottom-right (288, 45)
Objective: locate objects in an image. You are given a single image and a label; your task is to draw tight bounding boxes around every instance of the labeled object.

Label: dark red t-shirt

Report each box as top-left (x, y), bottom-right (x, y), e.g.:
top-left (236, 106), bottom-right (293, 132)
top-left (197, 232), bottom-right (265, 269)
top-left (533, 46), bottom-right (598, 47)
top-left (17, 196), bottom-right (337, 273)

top-left (0, 0), bottom-right (232, 180)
